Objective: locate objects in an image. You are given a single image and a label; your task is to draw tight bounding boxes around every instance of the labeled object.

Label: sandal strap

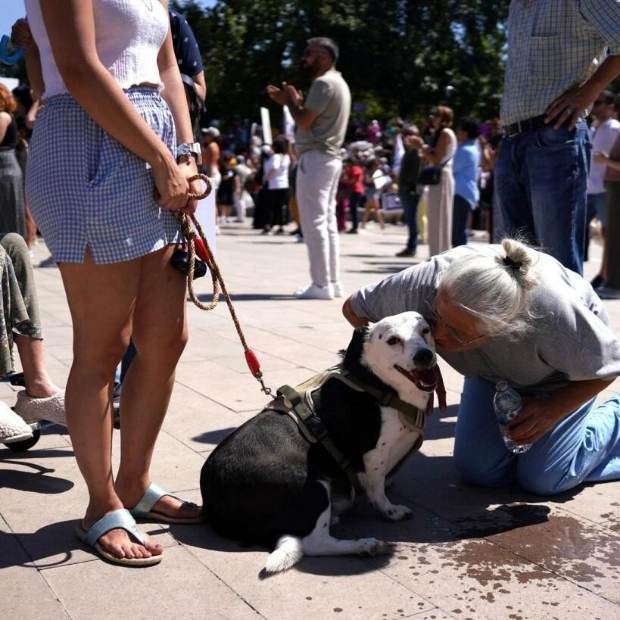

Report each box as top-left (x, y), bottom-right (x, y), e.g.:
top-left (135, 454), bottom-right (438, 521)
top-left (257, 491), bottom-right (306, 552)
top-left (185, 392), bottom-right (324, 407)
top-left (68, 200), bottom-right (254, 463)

top-left (130, 482), bottom-right (180, 517)
top-left (84, 509), bottom-right (146, 547)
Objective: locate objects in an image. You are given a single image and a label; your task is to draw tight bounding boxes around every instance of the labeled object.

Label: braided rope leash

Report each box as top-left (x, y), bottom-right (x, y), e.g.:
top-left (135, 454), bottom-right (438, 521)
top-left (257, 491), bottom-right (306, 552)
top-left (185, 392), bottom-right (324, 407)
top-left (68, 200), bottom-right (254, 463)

top-left (174, 174), bottom-right (273, 397)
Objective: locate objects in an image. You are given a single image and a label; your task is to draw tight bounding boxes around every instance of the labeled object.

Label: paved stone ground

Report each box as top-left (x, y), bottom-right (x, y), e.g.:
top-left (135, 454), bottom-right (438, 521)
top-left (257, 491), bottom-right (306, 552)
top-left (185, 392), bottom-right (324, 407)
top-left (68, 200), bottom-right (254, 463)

top-left (1, 219), bottom-right (619, 620)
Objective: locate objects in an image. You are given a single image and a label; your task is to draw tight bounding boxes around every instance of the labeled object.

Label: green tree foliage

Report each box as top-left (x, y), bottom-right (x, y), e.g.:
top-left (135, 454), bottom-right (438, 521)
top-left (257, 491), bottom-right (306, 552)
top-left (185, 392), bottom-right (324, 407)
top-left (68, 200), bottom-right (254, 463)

top-left (174, 0), bottom-right (509, 125)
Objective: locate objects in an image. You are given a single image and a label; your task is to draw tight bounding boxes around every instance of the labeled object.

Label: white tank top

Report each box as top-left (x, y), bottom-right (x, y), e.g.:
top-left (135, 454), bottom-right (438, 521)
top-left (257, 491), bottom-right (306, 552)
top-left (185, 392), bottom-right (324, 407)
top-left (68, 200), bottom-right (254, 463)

top-left (25, 0), bottom-right (168, 98)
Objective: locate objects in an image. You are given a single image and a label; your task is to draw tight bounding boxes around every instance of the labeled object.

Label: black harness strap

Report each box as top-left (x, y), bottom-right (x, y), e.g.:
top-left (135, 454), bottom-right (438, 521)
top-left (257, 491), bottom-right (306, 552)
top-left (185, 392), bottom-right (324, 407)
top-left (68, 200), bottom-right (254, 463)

top-left (277, 384), bottom-right (363, 493)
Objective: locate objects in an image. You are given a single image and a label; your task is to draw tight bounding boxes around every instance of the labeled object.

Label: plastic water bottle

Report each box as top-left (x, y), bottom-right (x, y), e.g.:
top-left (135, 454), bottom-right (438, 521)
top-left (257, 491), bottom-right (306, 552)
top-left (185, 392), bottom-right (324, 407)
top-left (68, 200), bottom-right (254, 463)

top-left (493, 381), bottom-right (531, 454)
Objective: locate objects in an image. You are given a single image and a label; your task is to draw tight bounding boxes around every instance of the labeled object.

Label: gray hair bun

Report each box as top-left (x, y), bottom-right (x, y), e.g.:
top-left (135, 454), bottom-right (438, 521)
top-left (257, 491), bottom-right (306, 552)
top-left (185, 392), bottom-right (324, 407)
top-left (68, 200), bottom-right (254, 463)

top-left (500, 239), bottom-right (539, 292)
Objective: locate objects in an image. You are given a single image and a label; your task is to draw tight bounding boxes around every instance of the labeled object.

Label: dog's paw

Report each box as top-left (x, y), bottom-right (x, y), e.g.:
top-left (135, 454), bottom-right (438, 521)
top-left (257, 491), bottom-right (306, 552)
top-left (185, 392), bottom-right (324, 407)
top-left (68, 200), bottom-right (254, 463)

top-left (356, 538), bottom-right (392, 556)
top-left (382, 504), bottom-right (413, 521)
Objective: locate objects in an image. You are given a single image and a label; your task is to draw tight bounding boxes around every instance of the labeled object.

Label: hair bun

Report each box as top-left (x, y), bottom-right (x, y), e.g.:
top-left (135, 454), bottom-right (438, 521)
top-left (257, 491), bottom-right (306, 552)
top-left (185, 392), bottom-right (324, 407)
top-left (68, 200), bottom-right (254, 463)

top-left (502, 255), bottom-right (523, 270)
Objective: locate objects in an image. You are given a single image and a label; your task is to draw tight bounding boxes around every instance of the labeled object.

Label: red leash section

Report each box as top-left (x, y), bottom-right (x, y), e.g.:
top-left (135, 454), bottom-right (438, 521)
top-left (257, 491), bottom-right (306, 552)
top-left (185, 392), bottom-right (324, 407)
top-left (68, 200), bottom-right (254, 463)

top-left (176, 174), bottom-right (273, 397)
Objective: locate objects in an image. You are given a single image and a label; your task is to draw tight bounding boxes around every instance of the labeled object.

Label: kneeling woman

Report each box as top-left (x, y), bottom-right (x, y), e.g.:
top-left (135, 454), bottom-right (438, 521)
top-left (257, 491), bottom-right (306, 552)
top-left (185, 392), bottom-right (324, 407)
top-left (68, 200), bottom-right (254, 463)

top-left (343, 239), bottom-right (620, 495)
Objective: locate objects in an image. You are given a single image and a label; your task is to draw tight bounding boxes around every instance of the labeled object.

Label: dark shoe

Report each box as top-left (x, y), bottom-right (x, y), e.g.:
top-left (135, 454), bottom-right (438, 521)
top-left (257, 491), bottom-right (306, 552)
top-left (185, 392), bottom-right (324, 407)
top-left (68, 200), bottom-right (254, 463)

top-left (346, 228), bottom-right (358, 234)
top-left (289, 228), bottom-right (301, 236)
top-left (590, 274), bottom-right (605, 289)
top-left (274, 228), bottom-right (285, 235)
top-left (596, 286), bottom-right (620, 300)
top-left (395, 248), bottom-right (416, 258)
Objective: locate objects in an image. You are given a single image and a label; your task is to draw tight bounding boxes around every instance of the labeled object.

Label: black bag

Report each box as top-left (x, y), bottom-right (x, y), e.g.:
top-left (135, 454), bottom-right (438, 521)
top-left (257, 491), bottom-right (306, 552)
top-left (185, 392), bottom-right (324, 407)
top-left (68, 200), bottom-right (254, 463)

top-left (417, 164), bottom-right (444, 186)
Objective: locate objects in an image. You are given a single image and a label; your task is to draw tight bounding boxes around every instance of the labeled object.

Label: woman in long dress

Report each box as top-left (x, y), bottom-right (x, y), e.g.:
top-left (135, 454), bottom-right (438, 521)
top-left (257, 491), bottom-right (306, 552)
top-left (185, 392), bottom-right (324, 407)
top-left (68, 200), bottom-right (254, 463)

top-left (423, 106), bottom-right (457, 256)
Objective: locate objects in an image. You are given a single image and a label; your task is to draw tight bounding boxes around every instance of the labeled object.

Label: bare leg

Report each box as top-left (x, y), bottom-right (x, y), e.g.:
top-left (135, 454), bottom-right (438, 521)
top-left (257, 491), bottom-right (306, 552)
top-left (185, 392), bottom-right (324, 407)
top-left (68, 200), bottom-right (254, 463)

top-left (374, 199), bottom-right (386, 229)
top-left (13, 334), bottom-right (61, 398)
top-left (58, 250), bottom-right (162, 561)
top-left (114, 246), bottom-right (199, 520)
top-left (24, 204), bottom-right (37, 249)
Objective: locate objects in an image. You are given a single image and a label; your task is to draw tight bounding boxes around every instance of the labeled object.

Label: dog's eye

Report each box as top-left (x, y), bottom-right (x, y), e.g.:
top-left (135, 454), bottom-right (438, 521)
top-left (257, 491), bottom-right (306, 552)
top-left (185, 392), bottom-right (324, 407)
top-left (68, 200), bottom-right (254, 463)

top-left (387, 336), bottom-right (401, 346)
top-left (421, 326), bottom-right (431, 335)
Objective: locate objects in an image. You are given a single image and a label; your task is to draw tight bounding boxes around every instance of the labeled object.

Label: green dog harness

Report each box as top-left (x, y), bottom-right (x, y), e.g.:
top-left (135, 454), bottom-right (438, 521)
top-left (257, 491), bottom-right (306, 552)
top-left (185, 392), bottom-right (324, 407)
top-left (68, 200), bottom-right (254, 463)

top-left (269, 365), bottom-right (429, 493)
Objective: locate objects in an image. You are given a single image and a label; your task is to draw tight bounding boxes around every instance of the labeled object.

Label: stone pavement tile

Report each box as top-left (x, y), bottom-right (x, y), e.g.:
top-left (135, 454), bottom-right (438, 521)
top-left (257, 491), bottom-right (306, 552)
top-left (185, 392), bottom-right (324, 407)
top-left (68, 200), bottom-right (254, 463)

top-left (479, 504), bottom-right (620, 603)
top-left (554, 481), bottom-right (620, 526)
top-left (214, 324), bottom-right (344, 370)
top-left (112, 428), bottom-right (205, 499)
top-left (1, 519), bottom-right (69, 620)
top-left (174, 359), bottom-right (315, 413)
top-left (164, 383), bottom-right (247, 453)
top-left (342, 505), bottom-right (620, 620)
top-left (601, 519), bottom-right (620, 534)
top-left (39, 545), bottom-right (260, 620)
top-left (0, 437), bottom-right (184, 568)
top-left (174, 524), bottom-right (434, 620)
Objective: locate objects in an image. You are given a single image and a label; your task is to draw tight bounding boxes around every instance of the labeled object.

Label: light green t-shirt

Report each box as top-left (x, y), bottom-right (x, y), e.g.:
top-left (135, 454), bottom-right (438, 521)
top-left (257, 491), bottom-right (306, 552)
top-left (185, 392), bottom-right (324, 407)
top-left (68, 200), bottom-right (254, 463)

top-left (295, 70), bottom-right (351, 158)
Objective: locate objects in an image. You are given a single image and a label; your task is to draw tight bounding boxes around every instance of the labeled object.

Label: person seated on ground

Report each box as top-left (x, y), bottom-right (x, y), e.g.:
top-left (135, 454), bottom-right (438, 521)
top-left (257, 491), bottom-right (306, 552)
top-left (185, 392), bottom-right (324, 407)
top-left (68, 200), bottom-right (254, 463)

top-left (342, 238), bottom-right (620, 496)
top-left (0, 232), bottom-right (65, 443)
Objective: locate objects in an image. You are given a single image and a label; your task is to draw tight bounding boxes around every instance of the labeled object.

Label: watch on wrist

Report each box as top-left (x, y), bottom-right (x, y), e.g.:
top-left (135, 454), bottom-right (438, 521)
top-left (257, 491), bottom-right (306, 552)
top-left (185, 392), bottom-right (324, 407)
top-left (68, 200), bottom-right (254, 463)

top-left (176, 141), bottom-right (202, 166)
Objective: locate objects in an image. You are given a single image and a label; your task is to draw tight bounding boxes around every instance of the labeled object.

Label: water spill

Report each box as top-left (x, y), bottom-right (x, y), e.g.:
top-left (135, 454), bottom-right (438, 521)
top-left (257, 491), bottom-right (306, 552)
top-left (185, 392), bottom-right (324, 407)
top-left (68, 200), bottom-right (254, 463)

top-left (435, 505), bottom-right (620, 590)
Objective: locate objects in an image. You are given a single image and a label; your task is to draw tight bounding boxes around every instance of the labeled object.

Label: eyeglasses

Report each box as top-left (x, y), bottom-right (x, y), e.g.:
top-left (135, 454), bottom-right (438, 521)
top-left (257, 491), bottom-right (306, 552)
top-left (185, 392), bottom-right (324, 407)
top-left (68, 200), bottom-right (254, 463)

top-left (425, 300), bottom-right (486, 346)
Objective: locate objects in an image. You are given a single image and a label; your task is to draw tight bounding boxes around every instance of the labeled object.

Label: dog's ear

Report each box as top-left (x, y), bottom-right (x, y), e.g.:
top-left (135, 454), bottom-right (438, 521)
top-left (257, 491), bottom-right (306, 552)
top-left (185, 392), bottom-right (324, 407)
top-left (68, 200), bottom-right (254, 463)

top-left (341, 325), bottom-right (370, 365)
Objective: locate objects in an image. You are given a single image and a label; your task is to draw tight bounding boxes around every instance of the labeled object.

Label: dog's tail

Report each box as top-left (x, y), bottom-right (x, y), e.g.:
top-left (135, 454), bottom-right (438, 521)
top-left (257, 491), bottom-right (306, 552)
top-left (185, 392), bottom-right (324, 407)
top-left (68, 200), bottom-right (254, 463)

top-left (260, 535), bottom-right (304, 577)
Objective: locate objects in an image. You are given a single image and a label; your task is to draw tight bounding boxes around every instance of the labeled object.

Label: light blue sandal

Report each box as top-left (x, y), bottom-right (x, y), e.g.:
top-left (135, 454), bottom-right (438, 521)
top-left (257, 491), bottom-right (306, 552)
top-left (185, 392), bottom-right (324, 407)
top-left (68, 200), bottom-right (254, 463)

top-left (129, 482), bottom-right (205, 524)
top-left (75, 508), bottom-right (162, 567)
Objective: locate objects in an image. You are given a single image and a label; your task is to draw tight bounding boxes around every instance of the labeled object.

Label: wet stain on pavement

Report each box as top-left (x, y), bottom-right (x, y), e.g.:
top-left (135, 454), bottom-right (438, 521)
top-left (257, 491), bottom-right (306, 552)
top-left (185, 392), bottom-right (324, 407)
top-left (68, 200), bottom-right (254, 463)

top-left (434, 504), bottom-right (620, 590)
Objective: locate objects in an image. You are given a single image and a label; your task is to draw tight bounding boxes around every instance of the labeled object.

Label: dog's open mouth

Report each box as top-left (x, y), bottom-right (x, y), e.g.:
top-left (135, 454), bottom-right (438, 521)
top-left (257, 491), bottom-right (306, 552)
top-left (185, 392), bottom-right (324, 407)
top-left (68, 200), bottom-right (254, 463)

top-left (395, 365), bottom-right (439, 392)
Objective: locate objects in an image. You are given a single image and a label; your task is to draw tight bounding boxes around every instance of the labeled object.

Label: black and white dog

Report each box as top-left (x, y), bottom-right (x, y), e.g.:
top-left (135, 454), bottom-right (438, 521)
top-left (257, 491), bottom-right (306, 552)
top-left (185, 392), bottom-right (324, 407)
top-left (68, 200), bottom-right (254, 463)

top-left (200, 311), bottom-right (443, 575)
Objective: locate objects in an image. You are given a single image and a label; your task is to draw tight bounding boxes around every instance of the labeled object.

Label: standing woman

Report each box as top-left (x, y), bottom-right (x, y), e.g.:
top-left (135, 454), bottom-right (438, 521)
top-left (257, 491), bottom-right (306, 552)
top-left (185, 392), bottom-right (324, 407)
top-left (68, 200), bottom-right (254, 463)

top-left (423, 106), bottom-right (457, 256)
top-left (0, 84), bottom-right (27, 239)
top-left (262, 136), bottom-right (290, 234)
top-left (23, 0), bottom-right (203, 566)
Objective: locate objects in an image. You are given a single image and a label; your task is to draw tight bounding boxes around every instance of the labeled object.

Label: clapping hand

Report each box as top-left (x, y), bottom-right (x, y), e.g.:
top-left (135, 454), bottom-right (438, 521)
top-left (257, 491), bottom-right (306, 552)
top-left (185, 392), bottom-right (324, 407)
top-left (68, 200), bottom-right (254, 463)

top-left (266, 82), bottom-right (303, 108)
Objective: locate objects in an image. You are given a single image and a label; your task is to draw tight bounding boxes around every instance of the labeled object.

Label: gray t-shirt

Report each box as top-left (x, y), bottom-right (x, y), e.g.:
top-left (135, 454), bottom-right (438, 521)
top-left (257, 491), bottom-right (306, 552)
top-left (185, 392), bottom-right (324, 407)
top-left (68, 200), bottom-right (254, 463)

top-left (349, 245), bottom-right (620, 392)
top-left (295, 70), bottom-right (351, 158)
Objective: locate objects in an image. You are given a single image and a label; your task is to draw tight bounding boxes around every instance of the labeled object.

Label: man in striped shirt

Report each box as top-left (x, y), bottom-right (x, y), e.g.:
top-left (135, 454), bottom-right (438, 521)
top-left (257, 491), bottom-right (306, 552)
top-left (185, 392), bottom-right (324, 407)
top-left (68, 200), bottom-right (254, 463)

top-left (495, 0), bottom-right (620, 276)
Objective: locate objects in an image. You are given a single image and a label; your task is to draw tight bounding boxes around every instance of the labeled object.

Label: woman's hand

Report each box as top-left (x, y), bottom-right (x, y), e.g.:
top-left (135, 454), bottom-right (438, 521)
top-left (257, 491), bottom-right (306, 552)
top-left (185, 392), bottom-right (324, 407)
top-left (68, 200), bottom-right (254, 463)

top-left (505, 397), bottom-right (564, 446)
top-left (11, 18), bottom-right (35, 51)
top-left (151, 155), bottom-right (191, 212)
top-left (180, 159), bottom-right (203, 215)
top-left (506, 378), bottom-right (612, 446)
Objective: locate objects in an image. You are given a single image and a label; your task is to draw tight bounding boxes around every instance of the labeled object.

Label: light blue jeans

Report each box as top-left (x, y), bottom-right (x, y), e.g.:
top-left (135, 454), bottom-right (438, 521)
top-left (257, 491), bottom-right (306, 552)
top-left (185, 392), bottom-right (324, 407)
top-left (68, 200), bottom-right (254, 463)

top-left (453, 377), bottom-right (620, 495)
top-left (495, 121), bottom-right (590, 275)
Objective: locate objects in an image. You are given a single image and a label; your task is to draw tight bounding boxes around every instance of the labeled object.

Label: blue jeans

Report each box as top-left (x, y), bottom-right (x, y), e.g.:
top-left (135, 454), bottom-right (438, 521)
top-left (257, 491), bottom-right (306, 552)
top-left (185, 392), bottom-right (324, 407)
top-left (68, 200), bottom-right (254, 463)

top-left (453, 377), bottom-right (620, 495)
top-left (495, 121), bottom-right (590, 275)
top-left (398, 189), bottom-right (419, 252)
top-left (452, 194), bottom-right (471, 247)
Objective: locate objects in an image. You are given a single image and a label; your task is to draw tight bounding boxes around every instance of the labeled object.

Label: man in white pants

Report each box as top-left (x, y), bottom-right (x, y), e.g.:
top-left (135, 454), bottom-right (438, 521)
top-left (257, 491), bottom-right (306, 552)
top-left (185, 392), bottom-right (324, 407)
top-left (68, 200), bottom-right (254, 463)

top-left (268, 37), bottom-right (351, 299)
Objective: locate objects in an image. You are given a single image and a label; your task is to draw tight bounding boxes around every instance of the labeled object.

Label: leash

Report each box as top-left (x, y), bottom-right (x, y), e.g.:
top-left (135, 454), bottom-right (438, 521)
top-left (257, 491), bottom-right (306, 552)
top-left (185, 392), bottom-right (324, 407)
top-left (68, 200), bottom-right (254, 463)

top-left (175, 173), bottom-right (273, 397)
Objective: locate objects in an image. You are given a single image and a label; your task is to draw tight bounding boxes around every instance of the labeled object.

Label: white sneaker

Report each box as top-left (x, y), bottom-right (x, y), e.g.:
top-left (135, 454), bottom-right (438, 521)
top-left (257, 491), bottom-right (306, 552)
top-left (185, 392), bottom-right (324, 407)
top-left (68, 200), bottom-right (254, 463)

top-left (294, 283), bottom-right (334, 300)
top-left (0, 402), bottom-right (34, 444)
top-left (331, 281), bottom-right (344, 298)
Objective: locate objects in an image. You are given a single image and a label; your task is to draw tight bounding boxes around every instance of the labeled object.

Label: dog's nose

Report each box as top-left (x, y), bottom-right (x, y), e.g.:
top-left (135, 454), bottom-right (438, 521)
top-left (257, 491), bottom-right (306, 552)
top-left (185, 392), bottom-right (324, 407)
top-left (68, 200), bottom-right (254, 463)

top-left (413, 348), bottom-right (434, 367)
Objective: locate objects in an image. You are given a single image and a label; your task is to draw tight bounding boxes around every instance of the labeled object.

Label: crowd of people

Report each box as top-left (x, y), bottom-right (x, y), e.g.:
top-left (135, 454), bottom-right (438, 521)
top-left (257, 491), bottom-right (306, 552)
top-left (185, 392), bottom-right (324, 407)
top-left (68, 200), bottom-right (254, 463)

top-left (1, 0), bottom-right (620, 573)
top-left (197, 111), bottom-right (502, 250)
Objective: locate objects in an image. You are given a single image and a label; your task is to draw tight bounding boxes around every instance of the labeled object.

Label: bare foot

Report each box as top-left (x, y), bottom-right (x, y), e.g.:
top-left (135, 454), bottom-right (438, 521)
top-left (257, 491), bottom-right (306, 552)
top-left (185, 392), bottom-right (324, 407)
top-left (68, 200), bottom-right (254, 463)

top-left (81, 512), bottom-right (162, 561)
top-left (148, 494), bottom-right (202, 521)
top-left (118, 482), bottom-right (203, 521)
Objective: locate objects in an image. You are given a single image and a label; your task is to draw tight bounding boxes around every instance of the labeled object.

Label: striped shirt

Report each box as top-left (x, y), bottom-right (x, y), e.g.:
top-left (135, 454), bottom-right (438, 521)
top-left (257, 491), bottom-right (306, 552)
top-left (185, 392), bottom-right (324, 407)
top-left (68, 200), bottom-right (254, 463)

top-left (500, 0), bottom-right (620, 125)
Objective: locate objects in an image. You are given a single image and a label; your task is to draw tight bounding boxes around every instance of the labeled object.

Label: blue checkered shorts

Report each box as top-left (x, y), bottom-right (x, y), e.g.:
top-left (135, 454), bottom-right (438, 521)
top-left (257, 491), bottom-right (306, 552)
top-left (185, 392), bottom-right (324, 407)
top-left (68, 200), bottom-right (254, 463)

top-left (26, 88), bottom-right (182, 264)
